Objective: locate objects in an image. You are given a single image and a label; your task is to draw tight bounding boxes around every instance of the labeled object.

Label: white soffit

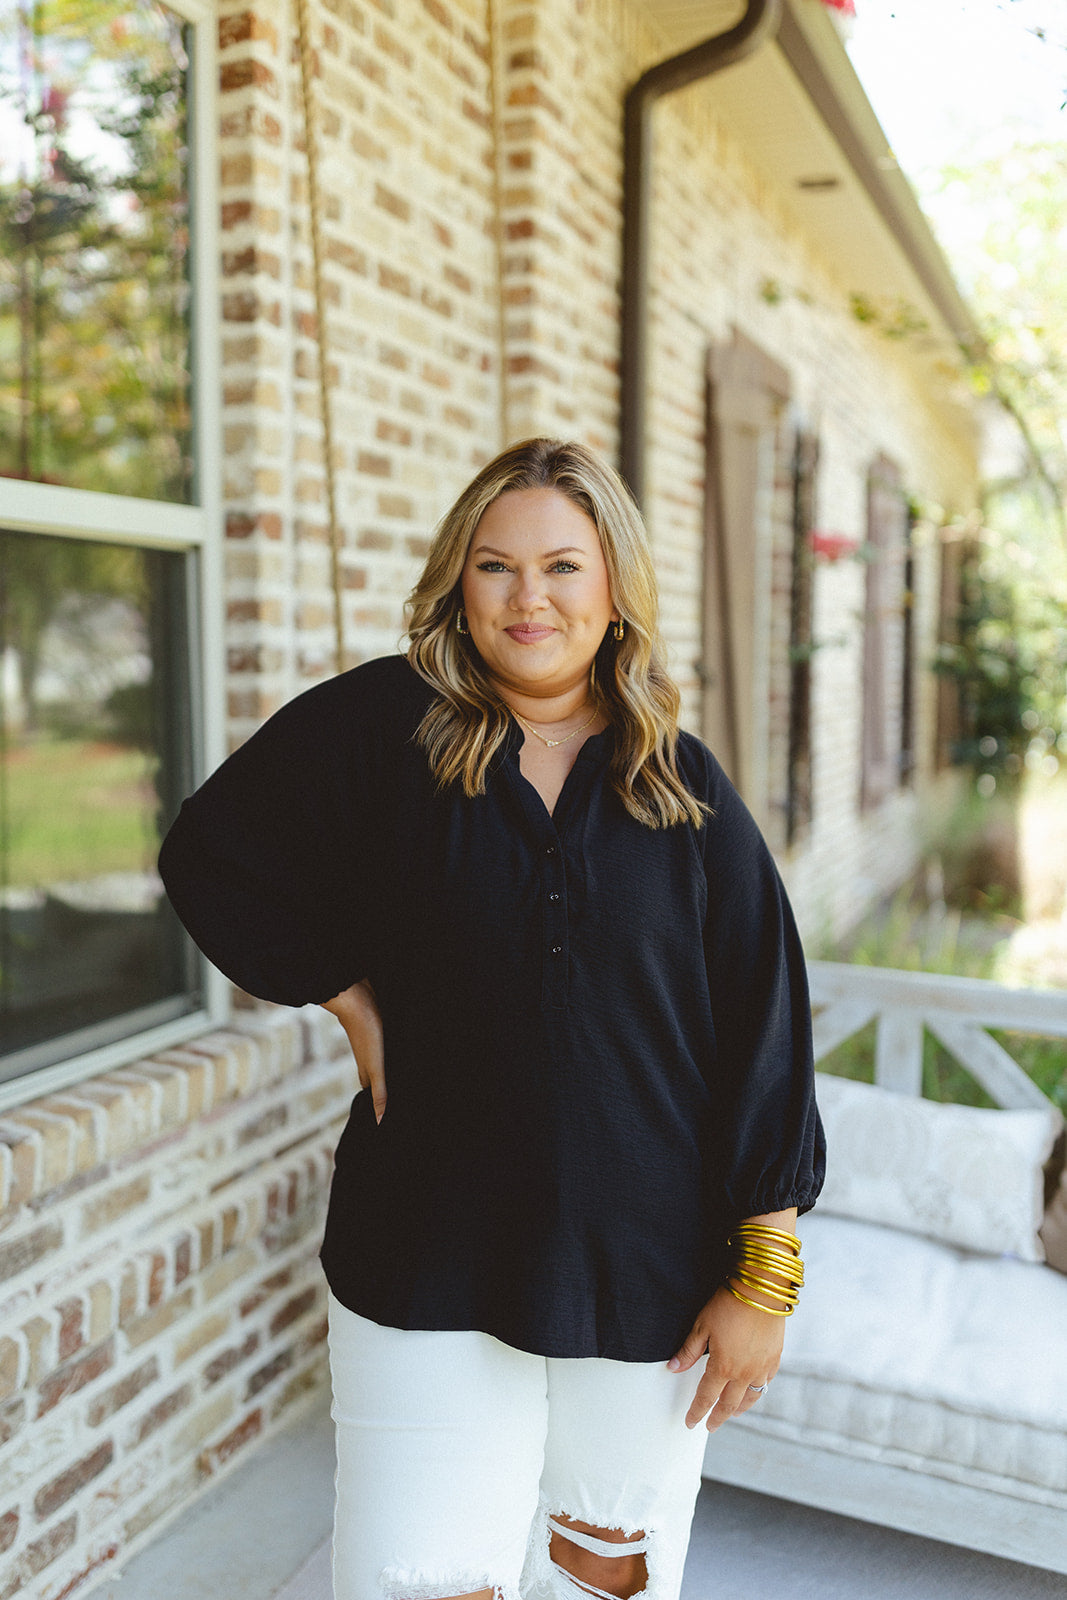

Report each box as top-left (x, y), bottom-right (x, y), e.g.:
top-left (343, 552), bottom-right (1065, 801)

top-left (641, 0), bottom-right (975, 366)
top-left (710, 50), bottom-right (933, 306)
top-left (645, 0), bottom-right (748, 42)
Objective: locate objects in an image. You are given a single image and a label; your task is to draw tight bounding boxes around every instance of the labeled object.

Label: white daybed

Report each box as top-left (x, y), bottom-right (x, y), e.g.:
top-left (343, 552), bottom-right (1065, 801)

top-left (701, 961), bottom-right (1067, 1576)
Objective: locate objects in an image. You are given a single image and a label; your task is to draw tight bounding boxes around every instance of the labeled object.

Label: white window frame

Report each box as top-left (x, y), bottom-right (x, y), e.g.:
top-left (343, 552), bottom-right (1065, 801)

top-left (0, 0), bottom-right (226, 1113)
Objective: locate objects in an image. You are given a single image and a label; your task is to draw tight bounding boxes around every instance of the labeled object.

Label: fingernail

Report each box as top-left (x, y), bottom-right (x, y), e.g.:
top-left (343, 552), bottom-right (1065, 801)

top-left (667, 1357), bottom-right (681, 1372)
top-left (375, 1110), bottom-right (383, 1125)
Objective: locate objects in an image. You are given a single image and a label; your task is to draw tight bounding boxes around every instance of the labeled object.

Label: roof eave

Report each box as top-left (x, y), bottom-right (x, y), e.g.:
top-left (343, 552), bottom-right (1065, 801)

top-left (777, 0), bottom-right (983, 356)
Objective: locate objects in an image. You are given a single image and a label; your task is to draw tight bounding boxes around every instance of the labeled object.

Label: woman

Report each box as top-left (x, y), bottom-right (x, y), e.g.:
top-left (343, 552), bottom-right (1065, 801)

top-left (159, 437), bottom-right (824, 1600)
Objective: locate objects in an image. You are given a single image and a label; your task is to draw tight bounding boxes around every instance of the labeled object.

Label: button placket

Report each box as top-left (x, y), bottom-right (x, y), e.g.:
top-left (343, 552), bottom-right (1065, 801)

top-left (499, 753), bottom-right (572, 1009)
top-left (541, 832), bottom-right (569, 1008)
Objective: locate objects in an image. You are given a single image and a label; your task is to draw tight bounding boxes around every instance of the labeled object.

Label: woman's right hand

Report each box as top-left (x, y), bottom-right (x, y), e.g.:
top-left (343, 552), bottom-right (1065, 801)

top-left (320, 980), bottom-right (387, 1123)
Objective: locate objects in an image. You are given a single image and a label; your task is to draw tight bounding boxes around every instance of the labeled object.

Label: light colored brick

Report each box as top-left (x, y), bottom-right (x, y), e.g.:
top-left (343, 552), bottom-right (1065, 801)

top-left (0, 1339), bottom-right (21, 1402)
top-left (19, 1315), bottom-right (56, 1389)
top-left (199, 1243), bottom-right (260, 1305)
top-left (122, 1287), bottom-right (196, 1351)
top-left (123, 1463), bottom-right (198, 1545)
top-left (169, 1391), bottom-right (236, 1461)
top-left (173, 1311), bottom-right (232, 1368)
top-left (80, 1176), bottom-right (153, 1239)
top-left (0, 1123), bottom-right (41, 1204)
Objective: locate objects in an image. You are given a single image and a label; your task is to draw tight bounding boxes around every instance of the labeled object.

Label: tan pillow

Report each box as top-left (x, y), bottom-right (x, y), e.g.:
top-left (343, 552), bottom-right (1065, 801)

top-left (815, 1070), bottom-right (1062, 1261)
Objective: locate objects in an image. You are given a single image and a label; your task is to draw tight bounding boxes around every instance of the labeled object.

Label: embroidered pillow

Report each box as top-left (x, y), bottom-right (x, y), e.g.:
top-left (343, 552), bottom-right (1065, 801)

top-left (814, 1070), bottom-right (1061, 1261)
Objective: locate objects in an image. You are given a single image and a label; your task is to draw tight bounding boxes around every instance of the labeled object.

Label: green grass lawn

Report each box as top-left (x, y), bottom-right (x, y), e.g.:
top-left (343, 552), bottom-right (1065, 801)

top-left (816, 1018), bottom-right (1066, 1112)
top-left (4, 737), bottom-right (160, 885)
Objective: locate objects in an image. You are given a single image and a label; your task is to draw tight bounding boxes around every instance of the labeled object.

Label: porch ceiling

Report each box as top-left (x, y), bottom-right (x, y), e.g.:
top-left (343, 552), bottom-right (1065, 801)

top-left (639, 0), bottom-right (979, 372)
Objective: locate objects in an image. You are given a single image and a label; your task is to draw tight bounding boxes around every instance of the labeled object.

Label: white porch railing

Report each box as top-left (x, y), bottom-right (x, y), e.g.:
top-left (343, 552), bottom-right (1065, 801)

top-left (808, 959), bottom-right (1067, 1110)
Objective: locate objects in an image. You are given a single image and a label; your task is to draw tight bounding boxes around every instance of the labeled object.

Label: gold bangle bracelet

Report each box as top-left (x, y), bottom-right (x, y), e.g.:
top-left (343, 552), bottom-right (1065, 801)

top-left (731, 1225), bottom-right (802, 1253)
top-left (732, 1254), bottom-right (804, 1286)
top-left (734, 1268), bottom-right (804, 1293)
top-left (732, 1269), bottom-right (800, 1305)
top-left (733, 1246), bottom-right (805, 1276)
top-left (733, 1222), bottom-right (801, 1244)
top-left (726, 1282), bottom-right (794, 1317)
top-left (733, 1269), bottom-right (801, 1301)
top-left (733, 1237), bottom-right (803, 1259)
top-left (732, 1263), bottom-right (802, 1294)
top-left (731, 1265), bottom-right (800, 1296)
top-left (731, 1247), bottom-right (802, 1270)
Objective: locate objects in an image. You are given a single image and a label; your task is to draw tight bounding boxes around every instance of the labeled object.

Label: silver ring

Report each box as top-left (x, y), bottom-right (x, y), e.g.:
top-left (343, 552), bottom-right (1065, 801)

top-left (747, 1383), bottom-right (768, 1393)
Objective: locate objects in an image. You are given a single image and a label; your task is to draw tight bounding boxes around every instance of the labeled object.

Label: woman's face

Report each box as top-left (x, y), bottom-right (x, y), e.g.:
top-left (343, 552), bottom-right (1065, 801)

top-left (460, 488), bottom-right (618, 700)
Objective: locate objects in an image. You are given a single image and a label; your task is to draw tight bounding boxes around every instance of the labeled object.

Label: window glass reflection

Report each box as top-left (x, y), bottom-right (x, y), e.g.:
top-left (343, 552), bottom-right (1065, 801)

top-left (0, 529), bottom-right (198, 1068)
top-left (0, 1), bottom-right (193, 501)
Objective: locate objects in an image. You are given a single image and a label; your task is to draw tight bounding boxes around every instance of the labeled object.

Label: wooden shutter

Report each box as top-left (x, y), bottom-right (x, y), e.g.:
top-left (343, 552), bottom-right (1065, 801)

top-left (935, 530), bottom-right (970, 770)
top-left (702, 331), bottom-right (790, 821)
top-left (787, 429), bottom-right (819, 843)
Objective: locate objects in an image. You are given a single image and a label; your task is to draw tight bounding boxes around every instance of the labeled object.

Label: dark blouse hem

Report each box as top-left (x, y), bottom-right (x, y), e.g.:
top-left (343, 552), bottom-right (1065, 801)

top-left (319, 1268), bottom-right (691, 1364)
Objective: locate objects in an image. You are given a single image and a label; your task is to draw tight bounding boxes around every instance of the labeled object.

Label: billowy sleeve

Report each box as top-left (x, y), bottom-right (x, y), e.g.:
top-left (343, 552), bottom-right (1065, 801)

top-left (159, 666), bottom-right (386, 1007)
top-left (695, 748), bottom-right (825, 1221)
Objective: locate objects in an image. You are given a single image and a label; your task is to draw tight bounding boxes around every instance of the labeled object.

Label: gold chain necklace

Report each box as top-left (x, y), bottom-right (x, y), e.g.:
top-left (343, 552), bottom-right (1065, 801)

top-left (513, 706), bottom-right (598, 749)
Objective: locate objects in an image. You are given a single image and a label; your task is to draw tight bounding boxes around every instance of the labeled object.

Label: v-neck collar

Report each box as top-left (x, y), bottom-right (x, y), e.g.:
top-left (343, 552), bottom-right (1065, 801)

top-left (502, 719), bottom-right (613, 828)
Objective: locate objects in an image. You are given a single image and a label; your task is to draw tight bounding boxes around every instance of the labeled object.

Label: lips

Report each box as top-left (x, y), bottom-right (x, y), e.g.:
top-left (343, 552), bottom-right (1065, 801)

top-left (505, 624), bottom-right (555, 642)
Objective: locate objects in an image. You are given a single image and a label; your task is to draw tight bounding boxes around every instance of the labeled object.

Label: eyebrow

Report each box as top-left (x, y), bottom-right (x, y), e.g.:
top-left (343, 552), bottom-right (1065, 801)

top-left (471, 545), bottom-right (585, 559)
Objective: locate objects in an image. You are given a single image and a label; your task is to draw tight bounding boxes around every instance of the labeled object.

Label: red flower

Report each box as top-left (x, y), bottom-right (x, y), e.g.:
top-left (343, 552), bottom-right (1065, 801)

top-left (808, 530), bottom-right (859, 563)
top-left (821, 0), bottom-right (857, 14)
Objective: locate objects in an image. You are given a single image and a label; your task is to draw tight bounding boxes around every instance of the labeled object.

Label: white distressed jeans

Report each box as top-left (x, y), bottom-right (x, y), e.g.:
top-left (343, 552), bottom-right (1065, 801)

top-left (328, 1294), bottom-right (709, 1600)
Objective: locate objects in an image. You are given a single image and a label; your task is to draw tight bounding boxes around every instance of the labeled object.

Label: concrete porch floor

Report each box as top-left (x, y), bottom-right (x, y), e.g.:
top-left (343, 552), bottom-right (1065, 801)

top-left (96, 1392), bottom-right (1067, 1600)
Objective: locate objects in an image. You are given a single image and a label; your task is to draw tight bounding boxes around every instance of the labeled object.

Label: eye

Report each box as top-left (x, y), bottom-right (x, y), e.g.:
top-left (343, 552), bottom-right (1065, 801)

top-left (550, 559), bottom-right (580, 574)
top-left (476, 559), bottom-right (510, 572)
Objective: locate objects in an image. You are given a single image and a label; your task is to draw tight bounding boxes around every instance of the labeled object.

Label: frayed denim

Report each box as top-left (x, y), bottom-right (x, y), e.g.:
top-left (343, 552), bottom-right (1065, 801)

top-left (328, 1295), bottom-right (708, 1600)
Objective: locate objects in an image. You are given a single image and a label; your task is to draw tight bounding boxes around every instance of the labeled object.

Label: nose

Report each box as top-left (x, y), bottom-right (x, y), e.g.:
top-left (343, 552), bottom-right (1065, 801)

top-left (509, 568), bottom-right (549, 612)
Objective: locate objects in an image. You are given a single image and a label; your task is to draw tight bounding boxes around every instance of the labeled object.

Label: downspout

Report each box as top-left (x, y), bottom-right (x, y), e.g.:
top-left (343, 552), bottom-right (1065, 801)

top-left (619, 0), bottom-right (782, 507)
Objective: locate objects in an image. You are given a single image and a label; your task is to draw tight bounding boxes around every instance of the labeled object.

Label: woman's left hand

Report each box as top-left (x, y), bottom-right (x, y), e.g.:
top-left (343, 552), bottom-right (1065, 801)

top-left (668, 1284), bottom-right (785, 1432)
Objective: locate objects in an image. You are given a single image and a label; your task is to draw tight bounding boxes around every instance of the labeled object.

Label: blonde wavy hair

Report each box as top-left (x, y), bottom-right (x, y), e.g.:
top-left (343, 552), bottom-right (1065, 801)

top-left (406, 437), bottom-right (707, 829)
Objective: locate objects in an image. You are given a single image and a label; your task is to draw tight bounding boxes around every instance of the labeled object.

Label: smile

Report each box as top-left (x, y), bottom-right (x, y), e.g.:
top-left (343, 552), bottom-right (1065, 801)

top-left (505, 624), bottom-right (556, 642)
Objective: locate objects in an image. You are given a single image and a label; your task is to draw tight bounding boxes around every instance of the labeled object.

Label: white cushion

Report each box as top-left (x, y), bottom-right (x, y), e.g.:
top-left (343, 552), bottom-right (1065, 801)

top-left (756, 1214), bottom-right (1067, 1497)
top-left (814, 1071), bottom-right (1060, 1260)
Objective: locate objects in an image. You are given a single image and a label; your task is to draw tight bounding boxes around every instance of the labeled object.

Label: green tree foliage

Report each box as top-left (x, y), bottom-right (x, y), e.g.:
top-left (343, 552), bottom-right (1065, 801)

top-left (0, 0), bottom-right (193, 501)
top-left (924, 138), bottom-right (1067, 778)
top-left (0, 533), bottom-right (145, 729)
top-left (934, 526), bottom-right (1067, 785)
top-left (935, 141), bottom-right (1067, 541)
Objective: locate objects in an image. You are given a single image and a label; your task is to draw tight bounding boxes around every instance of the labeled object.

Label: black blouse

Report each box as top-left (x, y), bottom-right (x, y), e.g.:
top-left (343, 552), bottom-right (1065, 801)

top-left (159, 654), bottom-right (824, 1361)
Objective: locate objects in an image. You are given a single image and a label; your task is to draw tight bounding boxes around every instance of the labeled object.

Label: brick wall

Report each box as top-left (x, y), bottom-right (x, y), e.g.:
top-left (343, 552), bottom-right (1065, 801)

top-left (2, 2), bottom-right (981, 1592)
top-left (216, 0), bottom-right (977, 917)
top-left (0, 1009), bottom-right (351, 1598)
top-left (218, 0), bottom-right (501, 739)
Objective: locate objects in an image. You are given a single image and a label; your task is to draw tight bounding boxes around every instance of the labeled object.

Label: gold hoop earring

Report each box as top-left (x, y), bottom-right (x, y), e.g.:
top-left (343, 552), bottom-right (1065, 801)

top-left (456, 610), bottom-right (468, 635)
top-left (613, 618), bottom-right (625, 642)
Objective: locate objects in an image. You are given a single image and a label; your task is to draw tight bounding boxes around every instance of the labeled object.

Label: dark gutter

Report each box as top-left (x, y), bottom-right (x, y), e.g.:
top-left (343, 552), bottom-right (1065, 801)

top-left (775, 1), bottom-right (981, 356)
top-left (619, 0), bottom-right (782, 506)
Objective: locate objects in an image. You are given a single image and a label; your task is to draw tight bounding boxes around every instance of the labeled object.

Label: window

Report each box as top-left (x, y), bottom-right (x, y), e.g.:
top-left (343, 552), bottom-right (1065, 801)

top-left (0, 0), bottom-right (221, 1099)
top-left (860, 455), bottom-right (910, 810)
